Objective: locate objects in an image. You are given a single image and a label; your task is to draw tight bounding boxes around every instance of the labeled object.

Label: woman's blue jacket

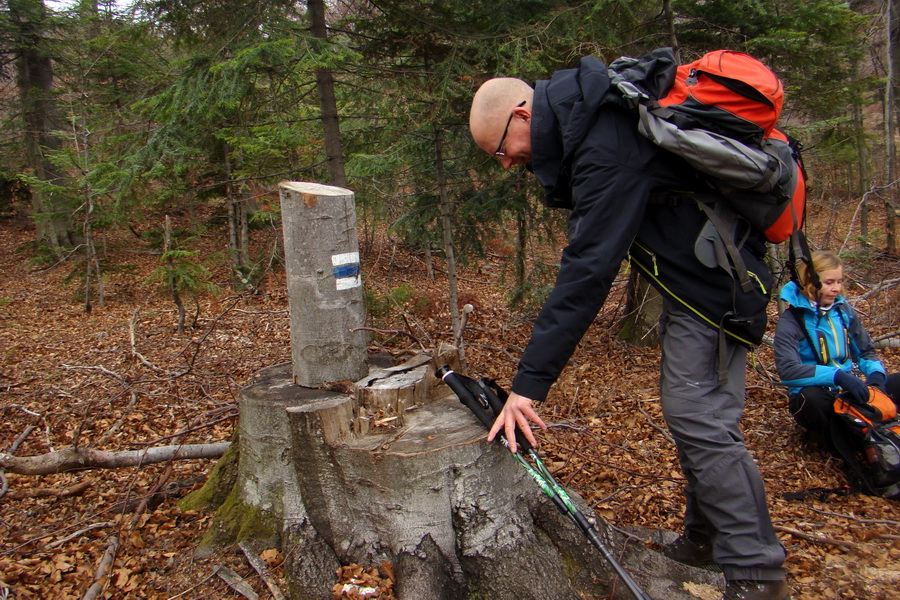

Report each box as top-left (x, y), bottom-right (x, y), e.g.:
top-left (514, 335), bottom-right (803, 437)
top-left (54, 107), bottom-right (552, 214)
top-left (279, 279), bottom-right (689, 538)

top-left (774, 280), bottom-right (885, 396)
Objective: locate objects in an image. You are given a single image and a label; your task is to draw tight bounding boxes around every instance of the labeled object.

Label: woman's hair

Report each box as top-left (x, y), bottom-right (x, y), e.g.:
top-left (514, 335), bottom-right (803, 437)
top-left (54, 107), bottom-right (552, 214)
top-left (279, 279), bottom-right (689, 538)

top-left (797, 250), bottom-right (842, 298)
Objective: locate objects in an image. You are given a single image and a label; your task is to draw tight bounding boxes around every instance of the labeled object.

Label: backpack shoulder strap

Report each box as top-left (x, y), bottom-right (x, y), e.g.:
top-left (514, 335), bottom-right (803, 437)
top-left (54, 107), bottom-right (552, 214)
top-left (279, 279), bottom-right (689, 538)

top-left (787, 305), bottom-right (825, 366)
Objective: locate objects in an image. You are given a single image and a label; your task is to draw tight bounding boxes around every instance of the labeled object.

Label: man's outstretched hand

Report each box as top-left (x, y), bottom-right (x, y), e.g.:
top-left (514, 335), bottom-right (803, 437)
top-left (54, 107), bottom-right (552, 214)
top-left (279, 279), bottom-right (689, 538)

top-left (487, 391), bottom-right (548, 453)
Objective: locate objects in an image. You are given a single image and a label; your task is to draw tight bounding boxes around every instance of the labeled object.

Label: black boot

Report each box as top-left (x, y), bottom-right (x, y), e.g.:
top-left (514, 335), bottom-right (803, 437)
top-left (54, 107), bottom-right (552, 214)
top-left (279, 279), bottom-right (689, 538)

top-left (660, 535), bottom-right (715, 567)
top-left (722, 579), bottom-right (791, 600)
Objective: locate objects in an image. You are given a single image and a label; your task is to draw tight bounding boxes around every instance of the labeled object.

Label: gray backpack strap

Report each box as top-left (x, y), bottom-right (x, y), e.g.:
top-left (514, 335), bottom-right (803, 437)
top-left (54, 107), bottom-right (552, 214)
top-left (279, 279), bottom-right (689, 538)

top-left (695, 202), bottom-right (754, 294)
top-left (638, 104), bottom-right (782, 193)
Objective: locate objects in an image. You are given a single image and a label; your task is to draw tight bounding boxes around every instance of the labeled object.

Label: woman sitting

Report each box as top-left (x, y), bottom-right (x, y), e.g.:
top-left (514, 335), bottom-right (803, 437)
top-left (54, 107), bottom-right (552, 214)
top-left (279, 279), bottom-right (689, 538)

top-left (774, 250), bottom-right (899, 457)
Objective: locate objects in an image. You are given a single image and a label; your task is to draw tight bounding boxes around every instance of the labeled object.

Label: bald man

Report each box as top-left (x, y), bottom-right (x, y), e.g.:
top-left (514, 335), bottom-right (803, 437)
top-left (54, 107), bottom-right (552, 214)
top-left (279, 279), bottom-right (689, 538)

top-left (469, 57), bottom-right (790, 600)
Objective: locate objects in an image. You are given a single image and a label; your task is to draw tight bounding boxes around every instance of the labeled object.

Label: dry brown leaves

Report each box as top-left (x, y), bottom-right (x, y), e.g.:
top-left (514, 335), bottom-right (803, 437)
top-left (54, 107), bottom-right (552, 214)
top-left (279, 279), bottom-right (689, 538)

top-left (1, 209), bottom-right (899, 599)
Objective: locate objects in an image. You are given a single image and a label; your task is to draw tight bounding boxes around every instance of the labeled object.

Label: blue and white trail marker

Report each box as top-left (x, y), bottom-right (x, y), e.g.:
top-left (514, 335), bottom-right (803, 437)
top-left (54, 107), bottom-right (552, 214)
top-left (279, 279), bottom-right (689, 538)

top-left (332, 252), bottom-right (361, 290)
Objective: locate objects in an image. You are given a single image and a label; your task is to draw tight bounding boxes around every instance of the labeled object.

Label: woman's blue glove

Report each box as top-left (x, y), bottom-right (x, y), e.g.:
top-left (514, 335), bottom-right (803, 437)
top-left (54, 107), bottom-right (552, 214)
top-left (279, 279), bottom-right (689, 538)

top-left (835, 370), bottom-right (869, 405)
top-left (866, 371), bottom-right (887, 391)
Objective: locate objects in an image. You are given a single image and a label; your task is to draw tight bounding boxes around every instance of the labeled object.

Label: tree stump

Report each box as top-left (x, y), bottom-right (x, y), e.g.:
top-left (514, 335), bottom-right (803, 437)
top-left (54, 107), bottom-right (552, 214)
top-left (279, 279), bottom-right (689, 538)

top-left (195, 349), bottom-right (722, 600)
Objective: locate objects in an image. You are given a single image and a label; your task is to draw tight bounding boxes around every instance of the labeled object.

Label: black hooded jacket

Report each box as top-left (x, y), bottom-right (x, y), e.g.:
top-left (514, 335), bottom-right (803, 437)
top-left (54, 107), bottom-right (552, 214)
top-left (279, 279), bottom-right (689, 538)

top-left (511, 56), bottom-right (773, 401)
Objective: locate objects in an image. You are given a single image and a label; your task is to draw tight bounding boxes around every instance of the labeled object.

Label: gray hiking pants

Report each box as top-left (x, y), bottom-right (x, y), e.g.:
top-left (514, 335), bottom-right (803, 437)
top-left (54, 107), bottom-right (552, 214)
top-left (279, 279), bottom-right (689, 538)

top-left (659, 301), bottom-right (786, 581)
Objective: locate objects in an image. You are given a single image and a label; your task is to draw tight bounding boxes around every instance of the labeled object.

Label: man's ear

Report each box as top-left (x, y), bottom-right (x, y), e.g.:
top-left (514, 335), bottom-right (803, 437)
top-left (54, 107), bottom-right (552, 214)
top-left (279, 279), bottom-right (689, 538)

top-left (511, 106), bottom-right (531, 121)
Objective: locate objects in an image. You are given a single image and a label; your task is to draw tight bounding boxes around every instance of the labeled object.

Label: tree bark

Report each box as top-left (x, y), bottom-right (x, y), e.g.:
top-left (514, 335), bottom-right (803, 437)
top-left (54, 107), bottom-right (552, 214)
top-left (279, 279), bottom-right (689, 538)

top-left (309, 0), bottom-right (348, 188)
top-left (213, 353), bottom-right (722, 600)
top-left (433, 126), bottom-right (464, 367)
top-left (888, 0), bottom-right (899, 253)
top-left (618, 270), bottom-right (662, 347)
top-left (9, 0), bottom-right (73, 251)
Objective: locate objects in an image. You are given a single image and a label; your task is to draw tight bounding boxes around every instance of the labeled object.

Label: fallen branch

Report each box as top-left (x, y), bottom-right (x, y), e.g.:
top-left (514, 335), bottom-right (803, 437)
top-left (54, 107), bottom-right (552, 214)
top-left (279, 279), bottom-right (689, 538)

top-left (95, 392), bottom-right (140, 447)
top-left (134, 408), bottom-right (237, 446)
top-left (239, 541), bottom-right (287, 600)
top-left (82, 535), bottom-right (119, 600)
top-left (215, 565), bottom-right (259, 600)
top-left (0, 424), bottom-right (37, 499)
top-left (873, 331), bottom-right (900, 349)
top-left (856, 277), bottom-right (900, 302)
top-left (47, 521), bottom-right (114, 549)
top-left (129, 307), bottom-right (171, 375)
top-left (0, 442), bottom-right (230, 476)
top-left (774, 525), bottom-right (855, 549)
top-left (634, 399), bottom-right (675, 445)
top-left (5, 480), bottom-right (92, 500)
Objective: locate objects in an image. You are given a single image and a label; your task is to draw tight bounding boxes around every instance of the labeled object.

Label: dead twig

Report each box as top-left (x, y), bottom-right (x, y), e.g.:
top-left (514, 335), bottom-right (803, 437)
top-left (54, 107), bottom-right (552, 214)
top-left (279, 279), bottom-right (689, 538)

top-left (467, 342), bottom-right (522, 364)
top-left (82, 535), bottom-right (119, 600)
top-left (806, 507), bottom-right (900, 528)
top-left (775, 524), bottom-right (856, 549)
top-left (856, 276), bottom-right (900, 302)
top-left (129, 306), bottom-right (171, 375)
top-left (6, 479), bottom-right (92, 500)
top-left (9, 425), bottom-right (36, 454)
top-left (133, 408), bottom-right (237, 446)
top-left (95, 391), bottom-right (140, 447)
top-left (352, 326), bottom-right (425, 349)
top-left (60, 363), bottom-right (125, 384)
top-left (239, 541), bottom-right (287, 600)
top-left (215, 565), bottom-right (259, 600)
top-left (0, 424), bottom-right (36, 499)
top-left (634, 399), bottom-right (675, 445)
top-left (47, 521), bottom-right (114, 549)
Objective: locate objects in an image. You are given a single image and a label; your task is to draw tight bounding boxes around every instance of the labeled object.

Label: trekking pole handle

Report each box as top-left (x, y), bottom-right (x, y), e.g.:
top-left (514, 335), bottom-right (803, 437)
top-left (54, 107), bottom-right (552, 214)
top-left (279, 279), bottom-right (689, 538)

top-left (436, 365), bottom-right (495, 431)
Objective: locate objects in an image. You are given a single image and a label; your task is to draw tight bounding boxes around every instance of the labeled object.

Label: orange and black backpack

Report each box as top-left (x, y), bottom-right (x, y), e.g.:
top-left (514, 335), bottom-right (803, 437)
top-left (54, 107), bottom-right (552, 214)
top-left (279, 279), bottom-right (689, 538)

top-left (605, 47), bottom-right (806, 245)
top-left (832, 387), bottom-right (900, 499)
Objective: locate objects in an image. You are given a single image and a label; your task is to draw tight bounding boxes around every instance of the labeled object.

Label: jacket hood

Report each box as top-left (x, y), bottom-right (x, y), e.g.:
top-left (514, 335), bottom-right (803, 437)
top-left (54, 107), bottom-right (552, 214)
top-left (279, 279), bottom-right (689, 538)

top-left (531, 56), bottom-right (611, 207)
top-left (780, 280), bottom-right (846, 312)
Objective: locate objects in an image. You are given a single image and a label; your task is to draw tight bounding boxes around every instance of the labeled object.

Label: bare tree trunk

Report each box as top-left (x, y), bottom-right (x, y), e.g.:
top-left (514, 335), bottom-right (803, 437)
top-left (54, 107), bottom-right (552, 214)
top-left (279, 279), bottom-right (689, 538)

top-left (10, 0), bottom-right (73, 251)
top-left (224, 148), bottom-right (243, 271)
top-left (165, 215), bottom-right (186, 334)
top-left (854, 103), bottom-right (871, 241)
top-left (662, 0), bottom-right (680, 62)
top-left (76, 110), bottom-right (103, 313)
top-left (515, 208), bottom-right (527, 291)
top-left (888, 0), bottom-right (899, 253)
top-left (309, 0), bottom-right (348, 188)
top-left (424, 241), bottom-right (434, 281)
top-left (618, 270), bottom-right (662, 347)
top-left (432, 126), bottom-right (463, 367)
top-left (240, 193), bottom-right (250, 267)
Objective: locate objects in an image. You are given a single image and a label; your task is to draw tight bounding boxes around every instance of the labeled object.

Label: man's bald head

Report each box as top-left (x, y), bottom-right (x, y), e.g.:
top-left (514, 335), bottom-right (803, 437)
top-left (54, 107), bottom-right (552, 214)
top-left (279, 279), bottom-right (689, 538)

top-left (469, 77), bottom-right (534, 154)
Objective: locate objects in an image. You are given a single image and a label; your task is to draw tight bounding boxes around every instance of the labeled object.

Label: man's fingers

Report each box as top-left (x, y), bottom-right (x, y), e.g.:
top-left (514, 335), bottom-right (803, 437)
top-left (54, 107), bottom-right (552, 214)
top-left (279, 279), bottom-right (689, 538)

top-left (486, 392), bottom-right (547, 454)
top-left (504, 417), bottom-right (520, 453)
top-left (487, 412), bottom-right (504, 442)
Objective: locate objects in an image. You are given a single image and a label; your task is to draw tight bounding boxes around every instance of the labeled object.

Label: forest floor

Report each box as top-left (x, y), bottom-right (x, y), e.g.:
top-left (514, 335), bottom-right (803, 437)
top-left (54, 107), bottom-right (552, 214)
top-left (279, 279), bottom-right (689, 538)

top-left (1, 203), bottom-right (899, 600)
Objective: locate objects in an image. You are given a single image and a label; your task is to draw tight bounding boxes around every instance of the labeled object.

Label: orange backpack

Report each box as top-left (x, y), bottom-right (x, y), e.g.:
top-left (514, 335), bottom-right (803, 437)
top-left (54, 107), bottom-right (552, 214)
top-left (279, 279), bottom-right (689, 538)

top-left (607, 48), bottom-right (806, 243)
top-left (834, 387), bottom-right (900, 498)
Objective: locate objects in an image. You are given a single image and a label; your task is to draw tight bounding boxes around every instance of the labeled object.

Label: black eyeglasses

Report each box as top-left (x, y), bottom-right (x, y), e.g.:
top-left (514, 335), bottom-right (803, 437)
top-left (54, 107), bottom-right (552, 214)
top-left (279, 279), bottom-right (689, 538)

top-left (494, 100), bottom-right (526, 157)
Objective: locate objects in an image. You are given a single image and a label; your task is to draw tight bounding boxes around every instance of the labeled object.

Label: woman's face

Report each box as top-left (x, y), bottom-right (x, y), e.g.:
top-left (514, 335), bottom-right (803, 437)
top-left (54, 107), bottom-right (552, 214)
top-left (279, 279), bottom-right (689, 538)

top-left (815, 266), bottom-right (844, 306)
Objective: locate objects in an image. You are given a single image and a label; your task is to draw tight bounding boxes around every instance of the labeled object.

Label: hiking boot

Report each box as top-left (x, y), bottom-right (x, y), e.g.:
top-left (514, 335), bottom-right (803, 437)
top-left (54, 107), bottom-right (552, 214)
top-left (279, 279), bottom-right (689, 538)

top-left (660, 535), bottom-right (714, 567)
top-left (721, 579), bottom-right (791, 600)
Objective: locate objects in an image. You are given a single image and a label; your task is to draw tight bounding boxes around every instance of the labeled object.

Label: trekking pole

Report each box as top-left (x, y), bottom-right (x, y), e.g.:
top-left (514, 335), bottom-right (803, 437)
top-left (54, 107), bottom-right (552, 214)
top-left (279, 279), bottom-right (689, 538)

top-left (436, 365), bottom-right (653, 600)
